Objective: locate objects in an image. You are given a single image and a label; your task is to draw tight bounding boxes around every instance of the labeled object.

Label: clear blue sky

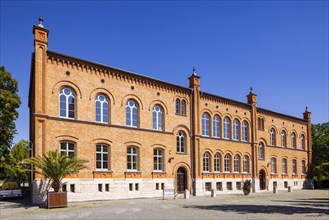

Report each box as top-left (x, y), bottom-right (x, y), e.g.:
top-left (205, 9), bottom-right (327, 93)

top-left (1, 1), bottom-right (328, 145)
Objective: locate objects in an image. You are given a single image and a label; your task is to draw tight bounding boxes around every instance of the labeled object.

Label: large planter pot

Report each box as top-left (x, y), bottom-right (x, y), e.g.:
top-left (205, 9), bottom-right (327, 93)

top-left (47, 191), bottom-right (67, 208)
top-left (243, 189), bottom-right (251, 195)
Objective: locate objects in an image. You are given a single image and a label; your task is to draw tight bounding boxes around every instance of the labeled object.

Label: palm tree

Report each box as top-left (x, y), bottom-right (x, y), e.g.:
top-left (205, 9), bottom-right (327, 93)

top-left (23, 150), bottom-right (88, 192)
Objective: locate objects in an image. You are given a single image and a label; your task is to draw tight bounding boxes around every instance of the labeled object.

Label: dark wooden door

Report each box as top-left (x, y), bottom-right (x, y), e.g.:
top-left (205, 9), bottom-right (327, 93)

top-left (177, 167), bottom-right (186, 193)
top-left (259, 170), bottom-right (266, 190)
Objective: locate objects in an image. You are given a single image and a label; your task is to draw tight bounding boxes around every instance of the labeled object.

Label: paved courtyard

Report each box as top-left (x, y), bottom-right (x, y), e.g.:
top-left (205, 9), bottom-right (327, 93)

top-left (1, 189), bottom-right (328, 219)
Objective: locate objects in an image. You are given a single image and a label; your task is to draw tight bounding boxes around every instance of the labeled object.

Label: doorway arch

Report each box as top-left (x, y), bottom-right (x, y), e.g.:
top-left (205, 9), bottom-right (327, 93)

top-left (259, 169), bottom-right (266, 190)
top-left (176, 167), bottom-right (187, 193)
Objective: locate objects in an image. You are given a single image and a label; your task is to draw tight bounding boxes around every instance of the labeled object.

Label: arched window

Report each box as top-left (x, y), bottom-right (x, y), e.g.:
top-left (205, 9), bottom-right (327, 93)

top-left (152, 105), bottom-right (163, 130)
top-left (233, 119), bottom-right (240, 140)
top-left (271, 158), bottom-right (277, 174)
top-left (203, 152), bottom-right (210, 172)
top-left (202, 113), bottom-right (210, 136)
top-left (126, 100), bottom-right (138, 127)
top-left (243, 156), bottom-right (249, 173)
top-left (270, 128), bottom-right (276, 146)
top-left (242, 121), bottom-right (248, 142)
top-left (154, 148), bottom-right (164, 171)
top-left (291, 132), bottom-right (296, 149)
top-left (301, 160), bottom-right (306, 174)
top-left (127, 146), bottom-right (138, 171)
top-left (258, 117), bottom-right (264, 130)
top-left (213, 115), bottom-right (220, 138)
top-left (282, 158), bottom-right (287, 174)
top-left (59, 88), bottom-right (75, 118)
top-left (281, 130), bottom-right (287, 147)
top-left (224, 154), bottom-right (231, 172)
top-left (258, 143), bottom-right (264, 160)
top-left (292, 159), bottom-right (297, 175)
top-left (214, 153), bottom-right (221, 172)
top-left (234, 155), bottom-right (240, 173)
top-left (181, 100), bottom-right (186, 115)
top-left (300, 134), bottom-right (305, 150)
top-left (176, 131), bottom-right (185, 153)
top-left (96, 144), bottom-right (109, 170)
top-left (60, 141), bottom-right (75, 157)
top-left (95, 94), bottom-right (109, 123)
top-left (175, 99), bottom-right (180, 114)
top-left (224, 117), bottom-right (231, 139)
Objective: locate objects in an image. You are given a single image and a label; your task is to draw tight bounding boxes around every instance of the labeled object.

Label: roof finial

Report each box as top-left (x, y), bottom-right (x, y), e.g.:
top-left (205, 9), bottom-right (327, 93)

top-left (250, 86), bottom-right (253, 93)
top-left (305, 106), bottom-right (308, 112)
top-left (38, 16), bottom-right (44, 28)
top-left (192, 67), bottom-right (197, 76)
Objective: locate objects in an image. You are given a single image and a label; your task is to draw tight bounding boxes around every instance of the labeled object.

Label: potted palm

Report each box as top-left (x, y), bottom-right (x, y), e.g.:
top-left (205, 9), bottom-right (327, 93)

top-left (24, 150), bottom-right (88, 208)
top-left (242, 179), bottom-right (251, 195)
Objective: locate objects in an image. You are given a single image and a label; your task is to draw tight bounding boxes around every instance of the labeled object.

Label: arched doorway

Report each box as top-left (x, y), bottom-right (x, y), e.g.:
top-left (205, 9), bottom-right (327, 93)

top-left (259, 169), bottom-right (266, 190)
top-left (177, 167), bottom-right (187, 193)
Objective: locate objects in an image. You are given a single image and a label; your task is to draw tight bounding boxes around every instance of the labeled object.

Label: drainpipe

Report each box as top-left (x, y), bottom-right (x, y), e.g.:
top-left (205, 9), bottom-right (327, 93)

top-left (189, 89), bottom-right (194, 195)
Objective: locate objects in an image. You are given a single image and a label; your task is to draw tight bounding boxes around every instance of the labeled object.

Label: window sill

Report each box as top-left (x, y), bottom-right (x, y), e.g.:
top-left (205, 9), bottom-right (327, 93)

top-left (152, 171), bottom-right (167, 174)
top-left (125, 171), bottom-right (142, 174)
top-left (93, 170), bottom-right (113, 173)
top-left (124, 171), bottom-right (142, 178)
top-left (176, 152), bottom-right (187, 155)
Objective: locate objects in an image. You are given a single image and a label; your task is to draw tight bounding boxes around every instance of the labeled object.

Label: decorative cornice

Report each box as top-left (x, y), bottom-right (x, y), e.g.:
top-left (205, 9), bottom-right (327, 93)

top-left (47, 50), bottom-right (191, 96)
top-left (201, 92), bottom-right (251, 109)
top-left (257, 108), bottom-right (307, 124)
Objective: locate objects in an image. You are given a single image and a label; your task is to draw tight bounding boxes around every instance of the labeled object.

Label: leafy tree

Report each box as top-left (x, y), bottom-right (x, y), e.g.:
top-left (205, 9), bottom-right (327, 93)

top-left (23, 150), bottom-right (88, 192)
top-left (0, 66), bottom-right (21, 158)
top-left (1, 140), bottom-right (30, 184)
top-left (312, 122), bottom-right (329, 180)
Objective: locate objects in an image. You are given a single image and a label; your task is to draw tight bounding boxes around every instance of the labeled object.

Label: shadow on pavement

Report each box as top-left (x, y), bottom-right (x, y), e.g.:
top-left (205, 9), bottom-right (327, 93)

top-left (183, 204), bottom-right (329, 216)
top-left (273, 197), bottom-right (329, 208)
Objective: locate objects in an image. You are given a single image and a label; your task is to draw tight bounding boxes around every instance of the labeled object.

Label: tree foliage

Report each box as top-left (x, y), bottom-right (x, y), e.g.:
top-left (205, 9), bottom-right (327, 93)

top-left (23, 150), bottom-right (88, 192)
top-left (0, 66), bottom-right (21, 157)
top-left (1, 140), bottom-right (30, 184)
top-left (312, 122), bottom-right (329, 180)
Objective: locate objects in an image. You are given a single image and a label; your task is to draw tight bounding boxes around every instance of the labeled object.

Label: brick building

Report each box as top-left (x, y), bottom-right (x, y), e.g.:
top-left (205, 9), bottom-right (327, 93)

top-left (29, 19), bottom-right (313, 204)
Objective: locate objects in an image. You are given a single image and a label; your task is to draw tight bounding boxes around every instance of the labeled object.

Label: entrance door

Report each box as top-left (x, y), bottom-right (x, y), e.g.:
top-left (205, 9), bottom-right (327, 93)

top-left (177, 167), bottom-right (186, 193)
top-left (259, 170), bottom-right (266, 190)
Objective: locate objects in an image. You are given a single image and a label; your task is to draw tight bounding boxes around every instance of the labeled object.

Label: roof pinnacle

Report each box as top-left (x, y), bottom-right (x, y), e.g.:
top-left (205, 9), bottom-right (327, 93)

top-left (38, 16), bottom-right (44, 28)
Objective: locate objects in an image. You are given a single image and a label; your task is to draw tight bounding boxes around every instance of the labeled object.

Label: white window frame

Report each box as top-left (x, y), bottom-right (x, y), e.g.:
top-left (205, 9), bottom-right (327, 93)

top-left (281, 131), bottom-right (287, 147)
top-left (233, 119), bottom-right (239, 141)
top-left (202, 113), bottom-right (210, 136)
top-left (95, 94), bottom-right (109, 123)
top-left (213, 115), bottom-right (220, 138)
top-left (271, 158), bottom-right (277, 174)
top-left (152, 105), bottom-right (163, 130)
top-left (300, 135), bottom-right (305, 150)
top-left (203, 153), bottom-right (210, 172)
top-left (224, 117), bottom-right (230, 139)
top-left (214, 153), bottom-right (221, 172)
top-left (153, 148), bottom-right (164, 172)
top-left (127, 147), bottom-right (138, 171)
top-left (59, 88), bottom-right (75, 119)
top-left (292, 159), bottom-right (297, 175)
top-left (270, 128), bottom-right (275, 146)
top-left (96, 144), bottom-right (109, 171)
top-left (126, 100), bottom-right (138, 127)
top-left (258, 143), bottom-right (264, 160)
top-left (176, 131), bottom-right (185, 153)
top-left (234, 155), bottom-right (240, 173)
top-left (291, 132), bottom-right (296, 148)
top-left (60, 141), bottom-right (75, 157)
top-left (242, 121), bottom-right (248, 142)
top-left (224, 154), bottom-right (231, 172)
top-left (282, 158), bottom-right (287, 174)
top-left (243, 156), bottom-right (249, 173)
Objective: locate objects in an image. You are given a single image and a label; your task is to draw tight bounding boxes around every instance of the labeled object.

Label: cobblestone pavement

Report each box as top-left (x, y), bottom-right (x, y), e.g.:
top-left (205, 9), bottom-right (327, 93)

top-left (1, 189), bottom-right (329, 220)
